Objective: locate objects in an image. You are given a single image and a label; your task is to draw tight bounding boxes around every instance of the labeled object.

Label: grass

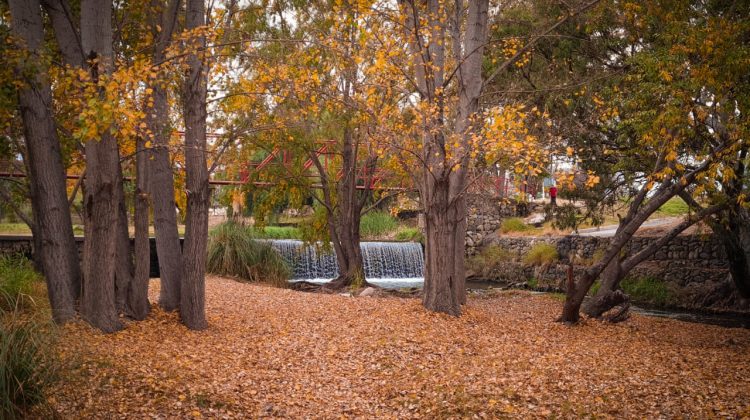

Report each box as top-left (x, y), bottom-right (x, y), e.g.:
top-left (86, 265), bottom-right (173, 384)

top-left (655, 197), bottom-right (689, 217)
top-left (0, 224), bottom-right (31, 235)
top-left (621, 276), bottom-right (671, 306)
top-left (0, 256), bottom-right (41, 312)
top-left (0, 256), bottom-right (56, 419)
top-left (522, 243), bottom-right (559, 266)
top-left (466, 245), bottom-right (513, 278)
top-left (500, 218), bottom-right (533, 233)
top-left (394, 227), bottom-right (423, 243)
top-left (206, 222), bottom-right (291, 287)
top-left (360, 211), bottom-right (399, 238)
top-left (253, 226), bottom-right (302, 239)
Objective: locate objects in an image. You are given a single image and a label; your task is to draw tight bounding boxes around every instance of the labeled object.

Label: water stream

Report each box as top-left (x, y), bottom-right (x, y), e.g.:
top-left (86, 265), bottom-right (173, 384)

top-left (268, 239), bottom-right (750, 328)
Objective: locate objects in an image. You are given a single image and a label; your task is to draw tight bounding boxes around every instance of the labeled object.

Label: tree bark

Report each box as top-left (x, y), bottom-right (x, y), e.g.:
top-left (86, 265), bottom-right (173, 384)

top-left (79, 0), bottom-right (122, 333)
top-left (129, 135), bottom-right (151, 320)
top-left (148, 0), bottom-right (183, 311)
top-left (8, 0), bottom-right (81, 324)
top-left (423, 181), bottom-right (461, 316)
top-left (180, 0), bottom-right (209, 330)
top-left (114, 152), bottom-right (134, 314)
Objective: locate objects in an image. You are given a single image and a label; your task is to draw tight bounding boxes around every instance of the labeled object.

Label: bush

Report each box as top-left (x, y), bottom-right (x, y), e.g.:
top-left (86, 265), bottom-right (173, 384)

top-left (522, 243), bottom-right (559, 266)
top-left (394, 227), bottom-right (423, 243)
top-left (466, 245), bottom-right (513, 278)
top-left (206, 222), bottom-right (291, 287)
top-left (500, 217), bottom-right (533, 233)
top-left (360, 211), bottom-right (399, 238)
top-left (621, 276), bottom-right (671, 306)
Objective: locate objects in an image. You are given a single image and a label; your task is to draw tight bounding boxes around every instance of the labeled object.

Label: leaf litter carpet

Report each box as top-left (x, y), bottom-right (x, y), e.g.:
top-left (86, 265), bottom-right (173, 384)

top-left (51, 277), bottom-right (750, 418)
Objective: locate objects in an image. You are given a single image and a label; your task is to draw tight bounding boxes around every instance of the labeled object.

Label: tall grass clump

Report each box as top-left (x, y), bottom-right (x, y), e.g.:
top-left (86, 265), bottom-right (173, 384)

top-left (0, 256), bottom-right (56, 419)
top-left (522, 243), bottom-right (559, 266)
top-left (360, 211), bottom-right (399, 238)
top-left (466, 245), bottom-right (513, 279)
top-left (621, 276), bottom-right (671, 306)
top-left (206, 222), bottom-right (291, 287)
top-left (500, 217), bottom-right (533, 233)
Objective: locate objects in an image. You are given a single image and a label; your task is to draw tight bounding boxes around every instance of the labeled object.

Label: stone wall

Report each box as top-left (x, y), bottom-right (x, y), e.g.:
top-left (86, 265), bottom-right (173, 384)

top-left (0, 235), bottom-right (166, 278)
top-left (465, 194), bottom-right (544, 254)
top-left (474, 233), bottom-right (746, 313)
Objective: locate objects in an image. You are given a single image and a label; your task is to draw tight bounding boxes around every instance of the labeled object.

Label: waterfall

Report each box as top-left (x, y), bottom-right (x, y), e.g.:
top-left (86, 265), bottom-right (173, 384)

top-left (269, 240), bottom-right (424, 282)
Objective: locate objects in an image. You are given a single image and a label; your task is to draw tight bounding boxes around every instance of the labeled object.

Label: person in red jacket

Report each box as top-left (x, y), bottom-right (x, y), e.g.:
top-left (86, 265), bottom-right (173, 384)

top-left (549, 185), bottom-right (558, 206)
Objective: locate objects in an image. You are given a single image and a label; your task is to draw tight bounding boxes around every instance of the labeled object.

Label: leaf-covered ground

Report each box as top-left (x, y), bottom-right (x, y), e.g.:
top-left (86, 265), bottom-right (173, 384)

top-left (51, 277), bottom-right (750, 418)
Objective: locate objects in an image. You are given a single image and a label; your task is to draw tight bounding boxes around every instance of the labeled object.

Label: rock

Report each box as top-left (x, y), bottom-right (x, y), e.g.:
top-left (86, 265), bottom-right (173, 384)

top-left (524, 212), bottom-right (545, 226)
top-left (338, 292), bottom-right (353, 297)
top-left (359, 287), bottom-right (376, 297)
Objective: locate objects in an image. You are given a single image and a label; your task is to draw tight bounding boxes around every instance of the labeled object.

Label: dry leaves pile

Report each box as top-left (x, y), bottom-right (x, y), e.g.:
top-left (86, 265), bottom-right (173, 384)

top-left (50, 277), bottom-right (750, 418)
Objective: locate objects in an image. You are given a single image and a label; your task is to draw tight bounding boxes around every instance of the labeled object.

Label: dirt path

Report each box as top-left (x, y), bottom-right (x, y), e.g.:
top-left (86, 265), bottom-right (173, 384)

top-left (50, 277), bottom-right (750, 418)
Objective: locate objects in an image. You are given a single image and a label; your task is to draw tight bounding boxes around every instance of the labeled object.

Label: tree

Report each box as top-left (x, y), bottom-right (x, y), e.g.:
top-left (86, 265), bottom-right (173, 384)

top-left (7, 0), bottom-right (81, 324)
top-left (553, 0), bottom-right (749, 322)
top-left (180, 0), bottom-right (210, 330)
top-left (79, 0), bottom-right (123, 333)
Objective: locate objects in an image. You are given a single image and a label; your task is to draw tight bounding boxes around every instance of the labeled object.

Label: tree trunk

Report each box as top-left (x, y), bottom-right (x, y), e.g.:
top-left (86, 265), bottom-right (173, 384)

top-left (80, 0), bottom-right (122, 333)
top-left (128, 135), bottom-right (151, 320)
top-left (114, 153), bottom-right (134, 314)
top-left (326, 127), bottom-right (367, 289)
top-left (582, 257), bottom-right (624, 318)
top-left (423, 183), bottom-right (462, 316)
top-left (180, 0), bottom-right (209, 330)
top-left (148, 83), bottom-right (183, 311)
top-left (8, 0), bottom-right (81, 324)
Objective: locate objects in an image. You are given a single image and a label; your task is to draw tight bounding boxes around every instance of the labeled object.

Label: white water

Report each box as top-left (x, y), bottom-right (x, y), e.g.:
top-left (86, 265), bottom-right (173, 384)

top-left (269, 240), bottom-right (425, 288)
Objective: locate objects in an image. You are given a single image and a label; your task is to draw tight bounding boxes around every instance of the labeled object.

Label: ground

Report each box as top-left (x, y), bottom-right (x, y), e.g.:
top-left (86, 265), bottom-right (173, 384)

top-left (50, 277), bottom-right (750, 418)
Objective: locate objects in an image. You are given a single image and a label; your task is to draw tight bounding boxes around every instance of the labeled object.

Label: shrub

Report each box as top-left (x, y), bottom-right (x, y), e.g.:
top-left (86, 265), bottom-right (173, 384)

top-left (360, 211), bottom-right (399, 238)
top-left (394, 228), bottom-right (423, 243)
top-left (466, 245), bottom-right (513, 278)
top-left (0, 256), bottom-right (41, 312)
top-left (500, 217), bottom-right (533, 233)
top-left (206, 222), bottom-right (291, 287)
top-left (621, 276), bottom-right (671, 306)
top-left (522, 243), bottom-right (559, 266)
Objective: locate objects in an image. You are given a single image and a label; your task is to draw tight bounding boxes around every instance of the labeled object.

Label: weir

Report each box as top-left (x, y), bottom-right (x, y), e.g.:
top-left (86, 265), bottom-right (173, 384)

top-left (269, 240), bottom-right (424, 281)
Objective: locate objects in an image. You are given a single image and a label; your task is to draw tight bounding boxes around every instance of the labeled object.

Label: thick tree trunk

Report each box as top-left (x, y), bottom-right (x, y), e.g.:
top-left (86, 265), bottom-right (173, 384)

top-left (129, 136), bottom-right (151, 320)
top-left (9, 0), bottom-right (81, 324)
top-left (80, 0), bottom-right (122, 333)
top-left (423, 183), bottom-right (462, 316)
top-left (180, 0), bottom-right (209, 330)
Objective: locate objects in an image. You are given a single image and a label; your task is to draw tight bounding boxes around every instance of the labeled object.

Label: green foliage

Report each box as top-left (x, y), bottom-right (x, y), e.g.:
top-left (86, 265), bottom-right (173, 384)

top-left (206, 222), bottom-right (291, 287)
top-left (500, 218), bottom-right (533, 233)
top-left (0, 256), bottom-right (55, 419)
top-left (0, 256), bottom-right (40, 312)
top-left (0, 224), bottom-right (31, 235)
top-left (253, 226), bottom-right (302, 239)
top-left (655, 197), bottom-right (689, 217)
top-left (466, 245), bottom-right (513, 278)
top-left (526, 278), bottom-right (539, 289)
top-left (360, 211), bottom-right (399, 238)
top-left (621, 276), bottom-right (671, 307)
top-left (522, 243), bottom-right (559, 266)
top-left (0, 305), bottom-right (56, 420)
top-left (394, 227), bottom-right (423, 243)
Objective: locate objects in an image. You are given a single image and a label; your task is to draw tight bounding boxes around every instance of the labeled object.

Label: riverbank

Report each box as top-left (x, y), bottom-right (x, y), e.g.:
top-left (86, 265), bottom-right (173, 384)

top-left (48, 276), bottom-right (750, 418)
